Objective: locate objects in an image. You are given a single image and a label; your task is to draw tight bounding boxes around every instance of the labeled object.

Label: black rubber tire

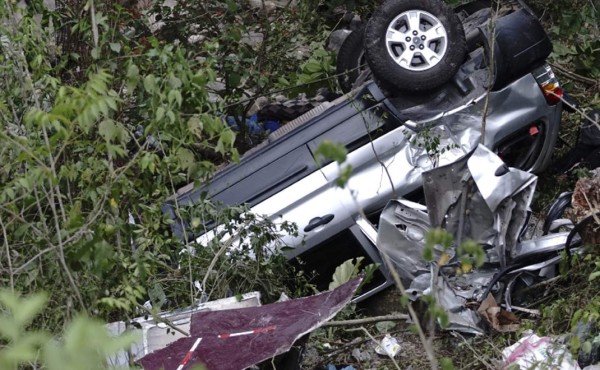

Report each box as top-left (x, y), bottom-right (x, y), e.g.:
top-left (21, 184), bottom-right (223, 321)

top-left (336, 27), bottom-right (368, 93)
top-left (364, 0), bottom-right (467, 93)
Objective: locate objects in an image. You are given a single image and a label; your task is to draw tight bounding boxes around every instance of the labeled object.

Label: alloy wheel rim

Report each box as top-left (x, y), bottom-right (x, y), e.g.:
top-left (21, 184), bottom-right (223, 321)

top-left (385, 10), bottom-right (448, 71)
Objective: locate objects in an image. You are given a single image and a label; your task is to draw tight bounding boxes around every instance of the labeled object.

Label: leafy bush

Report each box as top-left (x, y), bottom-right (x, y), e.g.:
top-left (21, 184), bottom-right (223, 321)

top-left (0, 289), bottom-right (137, 370)
top-left (530, 0), bottom-right (600, 79)
top-left (0, 0), bottom-right (307, 332)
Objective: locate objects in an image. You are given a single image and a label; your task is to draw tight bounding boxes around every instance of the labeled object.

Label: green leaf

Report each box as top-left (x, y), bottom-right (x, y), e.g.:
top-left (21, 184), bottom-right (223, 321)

top-left (228, 73), bottom-right (241, 88)
top-left (277, 77), bottom-right (289, 86)
top-left (226, 0), bottom-right (238, 12)
top-left (17, 177), bottom-right (31, 191)
top-left (166, 110), bottom-right (176, 123)
top-left (44, 315), bottom-right (138, 370)
top-left (90, 47), bottom-right (100, 59)
top-left (141, 153), bottom-right (157, 174)
top-left (143, 75), bottom-right (158, 94)
top-left (148, 283), bottom-right (167, 309)
top-left (423, 243), bottom-right (434, 262)
top-left (187, 116), bottom-right (203, 136)
top-left (440, 357), bottom-right (455, 370)
top-left (98, 120), bottom-right (117, 142)
top-left (216, 129), bottom-right (236, 155)
top-left (0, 290), bottom-right (48, 330)
top-left (335, 164), bottom-right (353, 188)
top-left (304, 61), bottom-right (321, 73)
top-left (168, 89), bottom-right (182, 107)
top-left (127, 63), bottom-right (139, 79)
top-left (375, 321), bottom-right (397, 333)
top-left (314, 140), bottom-right (347, 165)
top-left (126, 63), bottom-right (140, 93)
top-left (66, 201), bottom-right (83, 229)
top-left (329, 257), bottom-right (363, 290)
top-left (109, 42), bottom-right (121, 53)
top-left (156, 107), bottom-right (165, 121)
top-left (582, 340), bottom-right (593, 354)
top-left (176, 148), bottom-right (195, 170)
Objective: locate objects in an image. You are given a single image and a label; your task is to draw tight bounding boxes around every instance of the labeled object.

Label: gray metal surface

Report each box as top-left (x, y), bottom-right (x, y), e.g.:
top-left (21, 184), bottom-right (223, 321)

top-left (374, 145), bottom-right (569, 333)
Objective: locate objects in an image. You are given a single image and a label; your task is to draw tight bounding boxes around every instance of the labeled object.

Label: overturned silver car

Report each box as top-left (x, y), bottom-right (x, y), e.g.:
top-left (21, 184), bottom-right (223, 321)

top-left (164, 0), bottom-right (566, 304)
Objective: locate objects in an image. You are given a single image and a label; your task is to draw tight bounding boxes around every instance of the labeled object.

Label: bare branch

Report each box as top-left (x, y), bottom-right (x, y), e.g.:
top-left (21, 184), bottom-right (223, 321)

top-left (136, 304), bottom-right (190, 337)
top-left (0, 216), bottom-right (14, 291)
top-left (323, 313), bottom-right (409, 327)
top-left (551, 63), bottom-right (599, 86)
top-left (12, 246), bottom-right (56, 275)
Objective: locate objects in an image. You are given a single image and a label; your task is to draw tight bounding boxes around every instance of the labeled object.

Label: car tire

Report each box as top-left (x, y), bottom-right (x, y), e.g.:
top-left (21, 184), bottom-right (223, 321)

top-left (336, 27), bottom-right (368, 93)
top-left (364, 0), bottom-right (467, 93)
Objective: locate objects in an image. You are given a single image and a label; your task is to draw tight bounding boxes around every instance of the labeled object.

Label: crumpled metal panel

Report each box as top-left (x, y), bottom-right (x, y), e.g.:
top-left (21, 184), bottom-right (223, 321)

top-left (433, 275), bottom-right (485, 335)
top-left (138, 277), bottom-right (361, 370)
top-left (376, 144), bottom-right (564, 334)
top-left (376, 199), bottom-right (431, 282)
top-left (422, 145), bottom-right (536, 267)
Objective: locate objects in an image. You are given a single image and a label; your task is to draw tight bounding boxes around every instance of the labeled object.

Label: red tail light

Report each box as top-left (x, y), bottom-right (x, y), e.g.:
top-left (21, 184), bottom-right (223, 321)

top-left (533, 65), bottom-right (563, 105)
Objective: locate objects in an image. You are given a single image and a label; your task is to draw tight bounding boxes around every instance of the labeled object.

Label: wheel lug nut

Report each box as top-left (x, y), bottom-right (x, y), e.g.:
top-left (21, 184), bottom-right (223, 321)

top-left (406, 37), bottom-right (411, 42)
top-left (413, 31), bottom-right (418, 36)
top-left (421, 35), bottom-right (426, 40)
top-left (410, 45), bottom-right (415, 50)
top-left (419, 45), bottom-right (424, 49)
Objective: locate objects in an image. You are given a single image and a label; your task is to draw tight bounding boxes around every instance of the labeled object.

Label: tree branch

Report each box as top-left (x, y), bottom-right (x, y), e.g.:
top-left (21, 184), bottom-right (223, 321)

top-left (323, 313), bottom-right (409, 327)
top-left (551, 63), bottom-right (599, 86)
top-left (0, 216), bottom-right (14, 291)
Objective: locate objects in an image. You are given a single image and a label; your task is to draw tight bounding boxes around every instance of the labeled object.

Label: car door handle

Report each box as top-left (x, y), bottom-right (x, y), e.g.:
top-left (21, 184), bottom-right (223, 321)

top-left (304, 214), bottom-right (335, 232)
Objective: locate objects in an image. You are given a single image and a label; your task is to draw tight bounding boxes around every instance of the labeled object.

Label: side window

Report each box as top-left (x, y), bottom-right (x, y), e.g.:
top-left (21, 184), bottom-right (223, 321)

top-left (307, 105), bottom-right (397, 157)
top-left (211, 145), bottom-right (316, 207)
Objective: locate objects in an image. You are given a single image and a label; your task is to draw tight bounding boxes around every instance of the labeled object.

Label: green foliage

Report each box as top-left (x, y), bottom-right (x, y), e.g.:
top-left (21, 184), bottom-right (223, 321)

top-left (423, 228), bottom-right (484, 273)
top-left (314, 140), bottom-right (354, 188)
top-left (404, 127), bottom-right (459, 167)
top-left (329, 257), bottom-right (377, 293)
top-left (457, 239), bottom-right (486, 271)
top-left (300, 0), bottom-right (378, 15)
top-left (143, 0), bottom-right (340, 147)
top-left (329, 258), bottom-right (364, 290)
top-left (590, 261), bottom-right (600, 282)
top-left (0, 0), bottom-right (302, 334)
top-left (0, 290), bottom-right (49, 370)
top-left (440, 357), bottom-right (456, 370)
top-left (0, 290), bottom-right (137, 370)
top-left (538, 252), bottom-right (600, 351)
top-left (295, 45), bottom-right (337, 95)
top-left (530, 0), bottom-right (600, 79)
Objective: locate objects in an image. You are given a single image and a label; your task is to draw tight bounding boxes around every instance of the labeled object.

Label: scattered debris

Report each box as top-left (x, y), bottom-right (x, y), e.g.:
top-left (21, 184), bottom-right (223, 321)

top-left (477, 294), bottom-right (519, 333)
top-left (137, 277), bottom-right (362, 370)
top-left (106, 292), bottom-right (262, 367)
top-left (501, 331), bottom-right (581, 370)
top-left (374, 334), bottom-right (401, 358)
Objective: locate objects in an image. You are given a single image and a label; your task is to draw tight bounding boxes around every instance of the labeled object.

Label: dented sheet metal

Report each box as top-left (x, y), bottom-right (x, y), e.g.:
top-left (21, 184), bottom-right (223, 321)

top-left (422, 145), bottom-right (537, 267)
top-left (138, 277), bottom-right (361, 370)
top-left (377, 144), bottom-right (568, 334)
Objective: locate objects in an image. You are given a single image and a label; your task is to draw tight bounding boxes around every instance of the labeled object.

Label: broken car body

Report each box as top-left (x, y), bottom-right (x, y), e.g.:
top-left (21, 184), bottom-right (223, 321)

top-left (378, 145), bottom-right (573, 334)
top-left (163, 1), bottom-right (565, 305)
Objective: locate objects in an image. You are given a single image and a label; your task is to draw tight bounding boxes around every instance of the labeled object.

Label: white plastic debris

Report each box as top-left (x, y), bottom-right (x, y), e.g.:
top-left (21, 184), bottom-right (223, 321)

top-left (501, 330), bottom-right (581, 370)
top-left (374, 334), bottom-right (401, 358)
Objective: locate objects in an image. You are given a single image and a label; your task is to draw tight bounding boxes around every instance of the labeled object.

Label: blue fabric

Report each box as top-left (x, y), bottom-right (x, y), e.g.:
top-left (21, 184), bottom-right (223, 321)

top-left (225, 114), bottom-right (280, 136)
